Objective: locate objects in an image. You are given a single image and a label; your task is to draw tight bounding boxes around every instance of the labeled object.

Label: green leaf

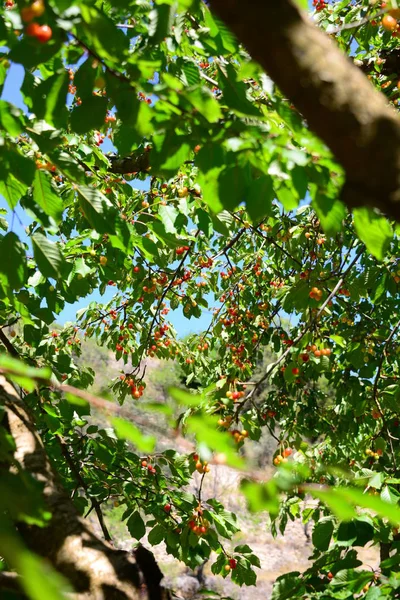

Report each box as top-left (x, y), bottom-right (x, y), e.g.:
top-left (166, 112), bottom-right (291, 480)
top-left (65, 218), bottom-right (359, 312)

top-left (169, 387), bottom-right (202, 407)
top-left (6, 151), bottom-right (36, 187)
top-left (127, 511), bottom-right (146, 540)
top-left (33, 170), bottom-right (63, 224)
top-left (336, 520), bottom-right (357, 547)
top-left (31, 72), bottom-right (69, 129)
top-left (148, 524), bottom-right (165, 546)
top-left (0, 354), bottom-right (52, 382)
top-left (307, 485), bottom-right (400, 525)
top-left (177, 58), bottom-right (201, 86)
top-left (330, 569), bottom-right (374, 593)
top-left (0, 100), bottom-right (24, 136)
top-left (31, 233), bottom-right (64, 279)
top-left (79, 6), bottom-right (129, 65)
top-left (109, 82), bottom-right (153, 135)
top-left (187, 414), bottom-right (244, 468)
top-left (353, 518), bottom-right (374, 547)
top-left (353, 208), bottom-right (393, 260)
top-left (276, 183), bottom-right (297, 211)
top-left (186, 88), bottom-right (222, 123)
top-left (271, 572), bottom-right (305, 600)
top-left (77, 186), bottom-right (117, 234)
top-left (158, 204), bottom-right (179, 234)
top-left (216, 164), bottom-right (250, 212)
top-left (0, 171), bottom-right (27, 209)
top-left (153, 137), bottom-right (192, 176)
top-left (330, 334), bottom-right (346, 347)
top-left (312, 517), bottom-right (334, 551)
top-left (112, 417), bottom-right (156, 453)
top-left (313, 192), bottom-right (346, 236)
top-left (203, 7), bottom-right (239, 55)
top-left (218, 64), bottom-right (262, 117)
top-left (246, 175), bottom-right (274, 223)
top-left (198, 166), bottom-right (224, 213)
top-left (70, 96), bottom-right (108, 134)
top-left (74, 59), bottom-right (97, 100)
top-left (148, 3), bottom-right (176, 43)
top-left (9, 36), bottom-right (62, 70)
top-left (0, 232), bottom-right (27, 291)
top-left (241, 479), bottom-right (280, 517)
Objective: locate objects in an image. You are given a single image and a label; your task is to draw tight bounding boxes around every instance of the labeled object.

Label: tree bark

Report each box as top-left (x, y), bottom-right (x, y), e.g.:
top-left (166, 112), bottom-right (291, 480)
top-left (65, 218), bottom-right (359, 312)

top-left (208, 0), bottom-right (400, 221)
top-left (0, 376), bottom-right (168, 600)
top-left (109, 152), bottom-right (150, 175)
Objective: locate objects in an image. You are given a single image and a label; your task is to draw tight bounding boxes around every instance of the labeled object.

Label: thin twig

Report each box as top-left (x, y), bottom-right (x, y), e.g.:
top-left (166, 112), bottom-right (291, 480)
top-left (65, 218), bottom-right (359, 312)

top-left (325, 8), bottom-right (386, 35)
top-left (198, 472), bottom-right (206, 503)
top-left (246, 247), bottom-right (364, 403)
top-left (58, 437), bottom-right (112, 542)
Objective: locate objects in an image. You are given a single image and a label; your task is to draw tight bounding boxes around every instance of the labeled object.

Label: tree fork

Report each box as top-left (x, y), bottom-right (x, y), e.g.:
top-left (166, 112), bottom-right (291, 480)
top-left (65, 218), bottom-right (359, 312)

top-left (208, 0), bottom-right (400, 221)
top-left (0, 376), bottom-right (169, 600)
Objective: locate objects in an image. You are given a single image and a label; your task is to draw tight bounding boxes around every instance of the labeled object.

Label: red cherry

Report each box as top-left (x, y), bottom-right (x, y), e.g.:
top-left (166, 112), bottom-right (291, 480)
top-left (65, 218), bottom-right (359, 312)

top-left (37, 24), bottom-right (53, 43)
top-left (26, 22), bottom-right (41, 37)
top-left (164, 503), bottom-right (171, 513)
top-left (229, 558), bottom-right (237, 569)
top-left (26, 22), bottom-right (53, 43)
top-left (292, 367), bottom-right (300, 375)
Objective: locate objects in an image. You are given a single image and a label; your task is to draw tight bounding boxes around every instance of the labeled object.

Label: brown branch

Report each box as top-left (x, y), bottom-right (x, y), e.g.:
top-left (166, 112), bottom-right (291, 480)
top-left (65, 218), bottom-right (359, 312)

top-left (231, 212), bottom-right (302, 266)
top-left (208, 0), bottom-right (400, 221)
top-left (0, 329), bottom-right (19, 357)
top-left (57, 437), bottom-right (112, 542)
top-left (109, 151), bottom-right (151, 175)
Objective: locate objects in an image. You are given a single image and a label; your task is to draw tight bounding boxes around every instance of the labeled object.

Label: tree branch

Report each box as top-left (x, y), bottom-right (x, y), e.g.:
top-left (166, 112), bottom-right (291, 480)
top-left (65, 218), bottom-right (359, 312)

top-left (208, 0), bottom-right (400, 221)
top-left (109, 151), bottom-right (151, 175)
top-left (0, 329), bottom-right (19, 357)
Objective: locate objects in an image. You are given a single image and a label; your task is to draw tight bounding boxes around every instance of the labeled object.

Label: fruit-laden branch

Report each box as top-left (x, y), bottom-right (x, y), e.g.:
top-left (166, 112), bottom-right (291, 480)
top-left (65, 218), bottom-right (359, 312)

top-left (208, 0), bottom-right (400, 222)
top-left (0, 376), bottom-right (169, 600)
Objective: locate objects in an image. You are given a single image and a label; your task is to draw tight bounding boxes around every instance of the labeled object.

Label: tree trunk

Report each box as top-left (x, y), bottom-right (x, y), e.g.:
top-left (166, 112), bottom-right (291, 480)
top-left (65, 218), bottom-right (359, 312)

top-left (208, 0), bottom-right (400, 221)
top-left (0, 376), bottom-right (168, 600)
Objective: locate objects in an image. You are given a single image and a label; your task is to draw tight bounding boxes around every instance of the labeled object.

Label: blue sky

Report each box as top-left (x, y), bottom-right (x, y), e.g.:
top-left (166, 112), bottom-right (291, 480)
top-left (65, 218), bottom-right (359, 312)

top-left (1, 63), bottom-right (210, 337)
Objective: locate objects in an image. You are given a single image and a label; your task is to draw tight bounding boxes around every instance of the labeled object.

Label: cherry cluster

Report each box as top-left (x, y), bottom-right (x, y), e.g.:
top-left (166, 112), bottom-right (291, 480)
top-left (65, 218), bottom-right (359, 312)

top-left (312, 0), bottom-right (328, 11)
